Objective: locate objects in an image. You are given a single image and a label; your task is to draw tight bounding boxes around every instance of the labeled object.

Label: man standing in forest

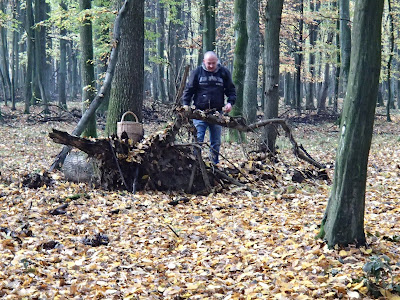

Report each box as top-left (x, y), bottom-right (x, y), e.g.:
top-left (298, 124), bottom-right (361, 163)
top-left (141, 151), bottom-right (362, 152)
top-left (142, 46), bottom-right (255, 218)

top-left (182, 51), bottom-right (236, 164)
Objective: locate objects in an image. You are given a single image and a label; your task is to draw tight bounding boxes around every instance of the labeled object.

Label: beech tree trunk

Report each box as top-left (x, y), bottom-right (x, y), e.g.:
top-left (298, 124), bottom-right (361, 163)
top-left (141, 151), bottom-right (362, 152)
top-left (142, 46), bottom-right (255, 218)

top-left (156, 1), bottom-right (167, 103)
top-left (228, 0), bottom-right (247, 141)
top-left (294, 0), bottom-right (303, 114)
top-left (386, 0), bottom-right (394, 121)
top-left (58, 2), bottom-right (68, 109)
top-left (202, 0), bottom-right (216, 52)
top-left (320, 0), bottom-right (384, 247)
top-left (262, 0), bottom-right (284, 153)
top-left (305, 0), bottom-right (318, 110)
top-left (242, 0), bottom-right (260, 125)
top-left (24, 0), bottom-right (34, 114)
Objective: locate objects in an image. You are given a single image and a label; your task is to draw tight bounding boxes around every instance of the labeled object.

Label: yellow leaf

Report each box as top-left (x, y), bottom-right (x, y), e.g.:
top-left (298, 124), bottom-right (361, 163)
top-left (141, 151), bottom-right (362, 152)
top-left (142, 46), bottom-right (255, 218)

top-left (380, 288), bottom-right (400, 299)
top-left (339, 250), bottom-right (348, 256)
top-left (186, 282), bottom-right (201, 290)
top-left (353, 281), bottom-right (364, 290)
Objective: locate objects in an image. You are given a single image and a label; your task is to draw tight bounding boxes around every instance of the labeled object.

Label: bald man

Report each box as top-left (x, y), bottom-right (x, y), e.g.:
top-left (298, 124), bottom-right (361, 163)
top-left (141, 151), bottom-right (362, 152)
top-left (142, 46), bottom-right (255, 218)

top-left (182, 51), bottom-right (236, 164)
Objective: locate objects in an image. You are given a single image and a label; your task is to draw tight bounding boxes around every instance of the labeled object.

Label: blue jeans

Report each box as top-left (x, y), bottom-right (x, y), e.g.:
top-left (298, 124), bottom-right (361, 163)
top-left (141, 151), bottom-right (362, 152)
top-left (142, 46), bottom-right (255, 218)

top-left (193, 119), bottom-right (222, 164)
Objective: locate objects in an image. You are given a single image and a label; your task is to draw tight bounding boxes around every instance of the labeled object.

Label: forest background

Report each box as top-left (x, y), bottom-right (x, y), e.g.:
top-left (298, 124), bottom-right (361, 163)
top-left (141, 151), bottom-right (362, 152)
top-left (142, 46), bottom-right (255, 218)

top-left (0, 0), bottom-right (399, 299)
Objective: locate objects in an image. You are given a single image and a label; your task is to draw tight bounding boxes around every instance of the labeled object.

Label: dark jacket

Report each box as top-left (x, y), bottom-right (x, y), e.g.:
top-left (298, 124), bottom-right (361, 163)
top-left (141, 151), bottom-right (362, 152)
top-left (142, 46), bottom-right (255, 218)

top-left (182, 63), bottom-right (236, 110)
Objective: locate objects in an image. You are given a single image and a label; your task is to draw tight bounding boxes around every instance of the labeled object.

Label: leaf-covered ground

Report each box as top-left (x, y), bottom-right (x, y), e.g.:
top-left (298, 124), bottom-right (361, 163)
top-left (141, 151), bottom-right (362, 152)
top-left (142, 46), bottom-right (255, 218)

top-left (0, 105), bottom-right (399, 299)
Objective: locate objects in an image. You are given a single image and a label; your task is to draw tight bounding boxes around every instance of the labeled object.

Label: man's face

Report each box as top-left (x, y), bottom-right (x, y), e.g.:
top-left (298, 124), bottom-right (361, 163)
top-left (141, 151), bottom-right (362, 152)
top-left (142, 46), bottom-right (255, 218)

top-left (203, 55), bottom-right (218, 72)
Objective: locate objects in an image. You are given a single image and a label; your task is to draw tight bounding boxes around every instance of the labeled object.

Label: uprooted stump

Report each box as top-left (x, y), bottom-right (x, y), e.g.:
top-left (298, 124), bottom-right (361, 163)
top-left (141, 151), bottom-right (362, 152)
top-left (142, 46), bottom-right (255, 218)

top-left (49, 120), bottom-right (222, 193)
top-left (49, 108), bottom-right (326, 194)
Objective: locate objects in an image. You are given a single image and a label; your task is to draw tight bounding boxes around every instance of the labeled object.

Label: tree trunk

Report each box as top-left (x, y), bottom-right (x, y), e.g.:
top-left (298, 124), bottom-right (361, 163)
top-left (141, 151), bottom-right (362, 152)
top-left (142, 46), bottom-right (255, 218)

top-left (70, 41), bottom-right (79, 99)
top-left (58, 2), bottom-right (68, 109)
top-left (261, 0), bottom-right (284, 153)
top-left (105, 0), bottom-right (144, 136)
top-left (386, 0), bottom-right (394, 121)
top-left (80, 0), bottom-right (97, 137)
top-left (34, 0), bottom-right (50, 114)
top-left (317, 62), bottom-right (329, 113)
top-left (242, 0), bottom-right (260, 125)
top-left (339, 0), bottom-right (351, 95)
top-left (228, 0), bottom-right (247, 141)
top-left (202, 0), bottom-right (216, 52)
top-left (24, 0), bottom-right (34, 114)
top-left (320, 0), bottom-right (384, 247)
top-left (294, 0), bottom-right (303, 114)
top-left (11, 0), bottom-right (20, 110)
top-left (333, 0), bottom-right (340, 114)
top-left (284, 72), bottom-right (293, 106)
top-left (156, 1), bottom-right (167, 103)
top-left (0, 0), bottom-right (12, 106)
top-left (306, 0), bottom-right (318, 110)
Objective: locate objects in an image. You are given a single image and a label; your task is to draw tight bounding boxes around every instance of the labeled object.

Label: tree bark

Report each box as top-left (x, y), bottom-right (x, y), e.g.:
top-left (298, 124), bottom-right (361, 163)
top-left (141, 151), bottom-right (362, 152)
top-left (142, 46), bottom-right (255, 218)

top-left (202, 0), bottom-right (216, 52)
top-left (24, 0), bottom-right (34, 114)
top-left (80, 0), bottom-right (97, 137)
top-left (320, 0), bottom-right (384, 247)
top-left (333, 0), bottom-right (340, 114)
top-left (262, 0), bottom-right (284, 153)
top-left (156, 1), bottom-right (167, 103)
top-left (305, 0), bottom-right (318, 110)
top-left (105, 0), bottom-right (144, 136)
top-left (58, 2), bottom-right (68, 109)
top-left (386, 0), bottom-right (394, 121)
top-left (0, 0), bottom-right (12, 106)
top-left (11, 0), bottom-right (20, 110)
top-left (228, 0), bottom-right (248, 141)
top-left (339, 0), bottom-right (351, 94)
top-left (242, 0), bottom-right (260, 125)
top-left (294, 0), bottom-right (303, 114)
top-left (34, 0), bottom-right (50, 114)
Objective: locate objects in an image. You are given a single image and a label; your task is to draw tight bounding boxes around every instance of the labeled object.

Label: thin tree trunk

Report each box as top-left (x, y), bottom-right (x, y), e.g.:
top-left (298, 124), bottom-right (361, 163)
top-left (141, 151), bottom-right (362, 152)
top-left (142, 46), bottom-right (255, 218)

top-left (24, 0), bottom-right (34, 114)
top-left (242, 0), bottom-right (260, 124)
top-left (59, 2), bottom-right (68, 109)
top-left (339, 0), bottom-right (351, 95)
top-left (11, 0), bottom-right (20, 110)
top-left (228, 0), bottom-right (248, 142)
top-left (156, 1), bottom-right (167, 103)
top-left (34, 0), bottom-right (49, 113)
top-left (80, 0), bottom-right (97, 137)
top-left (333, 0), bottom-right (340, 114)
top-left (0, 0), bottom-right (12, 106)
top-left (386, 0), bottom-right (394, 121)
top-left (294, 0), bottom-right (303, 114)
top-left (306, 0), bottom-right (318, 110)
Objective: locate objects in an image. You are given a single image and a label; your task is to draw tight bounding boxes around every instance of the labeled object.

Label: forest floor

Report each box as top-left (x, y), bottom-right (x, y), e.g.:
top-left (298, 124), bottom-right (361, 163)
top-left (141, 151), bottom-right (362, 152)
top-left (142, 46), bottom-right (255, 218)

top-left (0, 103), bottom-right (399, 299)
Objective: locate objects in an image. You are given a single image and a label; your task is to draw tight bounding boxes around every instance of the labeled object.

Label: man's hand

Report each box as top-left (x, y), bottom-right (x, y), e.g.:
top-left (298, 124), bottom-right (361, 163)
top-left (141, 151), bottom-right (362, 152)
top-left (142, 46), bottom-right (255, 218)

top-left (223, 103), bottom-right (232, 113)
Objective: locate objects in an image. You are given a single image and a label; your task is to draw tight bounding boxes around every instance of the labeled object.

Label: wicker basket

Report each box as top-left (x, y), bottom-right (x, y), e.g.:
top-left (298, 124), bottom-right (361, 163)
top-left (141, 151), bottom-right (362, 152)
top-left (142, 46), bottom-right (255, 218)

top-left (117, 111), bottom-right (143, 142)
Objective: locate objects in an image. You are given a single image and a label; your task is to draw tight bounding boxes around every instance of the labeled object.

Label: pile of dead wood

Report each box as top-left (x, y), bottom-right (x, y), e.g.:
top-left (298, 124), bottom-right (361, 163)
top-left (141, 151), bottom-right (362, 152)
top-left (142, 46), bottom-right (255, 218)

top-left (49, 108), bottom-right (326, 194)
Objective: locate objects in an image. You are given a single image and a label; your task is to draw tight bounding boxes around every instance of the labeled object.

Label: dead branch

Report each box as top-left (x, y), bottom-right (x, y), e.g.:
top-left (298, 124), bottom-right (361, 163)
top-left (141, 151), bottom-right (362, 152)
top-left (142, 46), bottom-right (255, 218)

top-left (178, 108), bottom-right (325, 169)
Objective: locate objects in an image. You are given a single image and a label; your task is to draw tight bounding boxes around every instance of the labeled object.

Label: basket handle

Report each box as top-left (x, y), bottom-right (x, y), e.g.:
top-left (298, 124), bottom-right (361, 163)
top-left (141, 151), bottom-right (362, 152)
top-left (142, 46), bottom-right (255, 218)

top-left (120, 111), bottom-right (139, 122)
